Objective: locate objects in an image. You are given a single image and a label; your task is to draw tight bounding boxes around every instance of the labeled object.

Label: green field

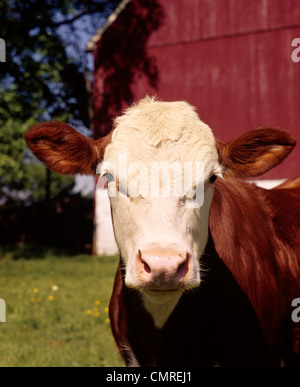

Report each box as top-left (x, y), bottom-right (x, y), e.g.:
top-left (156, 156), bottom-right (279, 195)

top-left (0, 249), bottom-right (124, 367)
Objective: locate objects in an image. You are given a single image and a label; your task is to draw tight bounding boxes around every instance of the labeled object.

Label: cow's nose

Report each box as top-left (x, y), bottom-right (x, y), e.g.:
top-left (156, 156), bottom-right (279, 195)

top-left (136, 248), bottom-right (190, 289)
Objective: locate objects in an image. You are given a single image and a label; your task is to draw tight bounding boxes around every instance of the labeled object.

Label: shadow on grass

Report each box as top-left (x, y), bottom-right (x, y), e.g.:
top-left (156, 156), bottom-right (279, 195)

top-left (0, 243), bottom-right (78, 260)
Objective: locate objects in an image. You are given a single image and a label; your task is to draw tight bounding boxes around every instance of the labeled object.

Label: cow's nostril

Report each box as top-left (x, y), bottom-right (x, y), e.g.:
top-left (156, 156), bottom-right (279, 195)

top-left (143, 261), bottom-right (151, 274)
top-left (138, 249), bottom-right (151, 274)
top-left (177, 254), bottom-right (189, 280)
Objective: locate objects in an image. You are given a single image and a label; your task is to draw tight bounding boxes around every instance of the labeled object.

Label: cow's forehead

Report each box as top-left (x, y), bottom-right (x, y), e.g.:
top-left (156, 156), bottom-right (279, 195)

top-left (104, 97), bottom-right (219, 167)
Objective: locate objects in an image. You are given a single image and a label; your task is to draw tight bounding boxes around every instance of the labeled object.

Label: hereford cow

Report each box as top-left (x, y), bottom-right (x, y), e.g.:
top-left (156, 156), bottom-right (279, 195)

top-left (24, 97), bottom-right (300, 366)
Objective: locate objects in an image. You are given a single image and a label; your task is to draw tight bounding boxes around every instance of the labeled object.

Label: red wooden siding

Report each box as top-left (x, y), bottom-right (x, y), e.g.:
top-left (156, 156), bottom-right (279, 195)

top-left (92, 0), bottom-right (300, 179)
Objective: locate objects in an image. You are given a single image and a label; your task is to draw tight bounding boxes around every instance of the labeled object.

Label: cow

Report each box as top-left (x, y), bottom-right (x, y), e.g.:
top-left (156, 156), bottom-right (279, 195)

top-left (24, 96), bottom-right (300, 366)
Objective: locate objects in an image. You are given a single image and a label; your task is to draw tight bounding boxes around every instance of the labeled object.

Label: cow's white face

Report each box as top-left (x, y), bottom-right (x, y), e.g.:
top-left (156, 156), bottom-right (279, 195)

top-left (99, 98), bottom-right (222, 327)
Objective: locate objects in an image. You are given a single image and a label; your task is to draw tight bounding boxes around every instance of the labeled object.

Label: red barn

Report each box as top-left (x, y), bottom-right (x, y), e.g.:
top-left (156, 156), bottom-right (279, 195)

top-left (86, 0), bottom-right (300, 254)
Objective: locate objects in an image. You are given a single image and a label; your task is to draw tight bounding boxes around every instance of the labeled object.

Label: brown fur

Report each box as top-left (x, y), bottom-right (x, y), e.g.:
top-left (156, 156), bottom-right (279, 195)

top-left (216, 127), bottom-right (296, 178)
top-left (210, 179), bottom-right (300, 362)
top-left (24, 119), bottom-right (299, 366)
top-left (108, 177), bottom-right (300, 366)
top-left (24, 121), bottom-right (112, 175)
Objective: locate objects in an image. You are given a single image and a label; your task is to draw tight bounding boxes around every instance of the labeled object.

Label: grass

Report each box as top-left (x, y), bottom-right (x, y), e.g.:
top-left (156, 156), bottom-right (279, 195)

top-left (0, 248), bottom-right (124, 367)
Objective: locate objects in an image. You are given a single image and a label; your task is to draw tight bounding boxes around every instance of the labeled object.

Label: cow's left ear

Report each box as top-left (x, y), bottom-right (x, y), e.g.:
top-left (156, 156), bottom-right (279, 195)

top-left (217, 127), bottom-right (296, 178)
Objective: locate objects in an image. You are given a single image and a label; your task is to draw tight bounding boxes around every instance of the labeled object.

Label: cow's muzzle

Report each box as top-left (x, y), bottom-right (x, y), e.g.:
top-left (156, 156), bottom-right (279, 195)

top-left (136, 248), bottom-right (190, 290)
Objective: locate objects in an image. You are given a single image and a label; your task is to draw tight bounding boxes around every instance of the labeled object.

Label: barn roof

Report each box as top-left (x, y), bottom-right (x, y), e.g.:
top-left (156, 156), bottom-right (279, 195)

top-left (86, 0), bottom-right (131, 51)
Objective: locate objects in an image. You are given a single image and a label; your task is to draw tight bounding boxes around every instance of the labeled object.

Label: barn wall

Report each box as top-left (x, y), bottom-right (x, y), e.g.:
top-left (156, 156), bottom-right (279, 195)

top-left (146, 0), bottom-right (300, 45)
top-left (93, 0), bottom-right (300, 179)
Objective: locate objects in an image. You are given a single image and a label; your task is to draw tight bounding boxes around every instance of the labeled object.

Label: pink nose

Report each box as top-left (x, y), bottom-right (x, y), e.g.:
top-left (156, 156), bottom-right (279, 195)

top-left (136, 248), bottom-right (190, 290)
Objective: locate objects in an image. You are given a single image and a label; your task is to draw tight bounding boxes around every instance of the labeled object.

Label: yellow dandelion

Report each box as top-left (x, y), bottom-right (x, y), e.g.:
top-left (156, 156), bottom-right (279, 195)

top-left (104, 307), bottom-right (109, 313)
top-left (95, 300), bottom-right (101, 306)
top-left (94, 311), bottom-right (100, 317)
top-left (105, 317), bottom-right (110, 324)
top-left (84, 309), bottom-right (93, 315)
top-left (33, 288), bottom-right (39, 294)
top-left (48, 295), bottom-right (55, 301)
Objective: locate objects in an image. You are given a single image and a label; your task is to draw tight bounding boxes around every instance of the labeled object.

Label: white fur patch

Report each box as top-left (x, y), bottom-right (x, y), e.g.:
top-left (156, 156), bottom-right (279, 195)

top-left (101, 97), bottom-right (222, 328)
top-left (107, 96), bottom-right (218, 170)
top-left (141, 290), bottom-right (183, 329)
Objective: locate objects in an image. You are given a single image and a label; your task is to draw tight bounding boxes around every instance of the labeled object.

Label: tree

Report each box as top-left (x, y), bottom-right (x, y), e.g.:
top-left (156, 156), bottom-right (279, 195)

top-left (0, 0), bottom-right (121, 204)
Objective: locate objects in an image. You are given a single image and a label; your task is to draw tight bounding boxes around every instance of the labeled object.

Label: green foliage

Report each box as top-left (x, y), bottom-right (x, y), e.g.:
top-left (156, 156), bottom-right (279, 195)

top-left (0, 0), bottom-right (121, 204)
top-left (0, 88), bottom-right (74, 204)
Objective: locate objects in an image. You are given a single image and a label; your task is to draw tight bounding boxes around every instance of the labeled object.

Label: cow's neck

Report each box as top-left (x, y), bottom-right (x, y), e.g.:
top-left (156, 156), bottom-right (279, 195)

top-left (208, 179), bottom-right (279, 332)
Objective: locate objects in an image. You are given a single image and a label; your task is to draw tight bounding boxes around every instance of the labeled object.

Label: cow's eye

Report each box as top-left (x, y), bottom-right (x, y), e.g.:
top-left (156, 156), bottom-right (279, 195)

top-left (209, 174), bottom-right (218, 184)
top-left (185, 194), bottom-right (196, 201)
top-left (105, 172), bottom-right (115, 183)
top-left (103, 172), bottom-right (115, 189)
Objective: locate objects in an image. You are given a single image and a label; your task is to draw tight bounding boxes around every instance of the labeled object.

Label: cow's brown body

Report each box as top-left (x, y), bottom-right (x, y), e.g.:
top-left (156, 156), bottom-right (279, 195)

top-left (110, 178), bottom-right (300, 366)
top-left (24, 98), bottom-right (300, 367)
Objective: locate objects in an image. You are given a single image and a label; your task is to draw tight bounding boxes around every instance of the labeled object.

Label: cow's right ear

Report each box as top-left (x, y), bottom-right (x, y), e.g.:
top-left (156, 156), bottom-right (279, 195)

top-left (216, 127), bottom-right (296, 179)
top-left (24, 121), bottom-right (112, 175)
